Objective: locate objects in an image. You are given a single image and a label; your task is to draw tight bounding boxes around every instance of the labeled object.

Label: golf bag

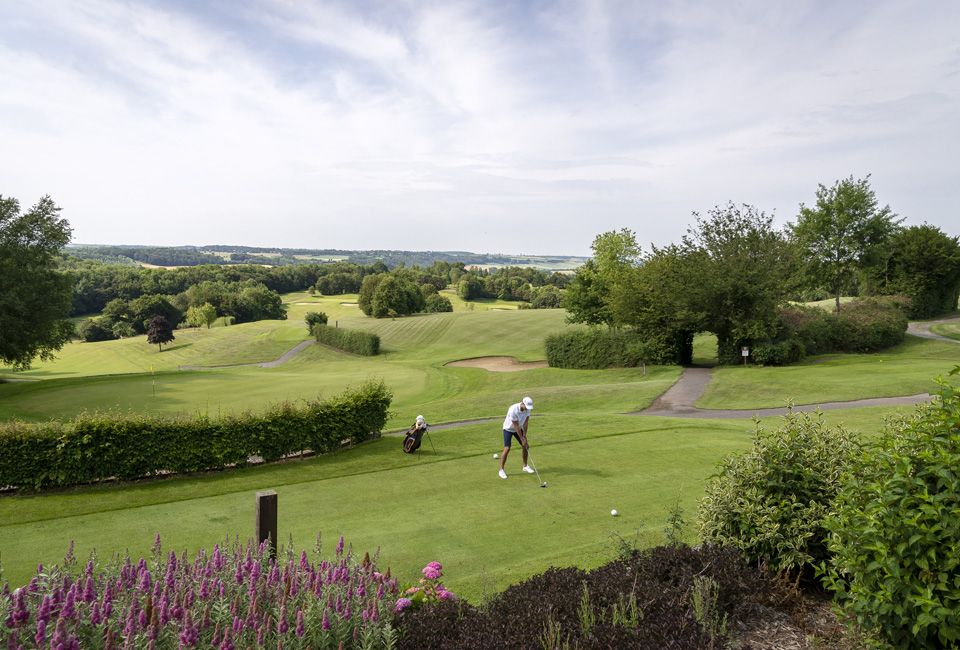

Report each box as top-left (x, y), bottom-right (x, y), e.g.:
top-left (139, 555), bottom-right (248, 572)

top-left (402, 425), bottom-right (426, 454)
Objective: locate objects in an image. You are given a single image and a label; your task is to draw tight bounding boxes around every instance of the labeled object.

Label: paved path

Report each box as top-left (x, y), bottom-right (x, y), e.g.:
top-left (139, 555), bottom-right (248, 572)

top-left (907, 314), bottom-right (960, 341)
top-left (633, 366), bottom-right (931, 419)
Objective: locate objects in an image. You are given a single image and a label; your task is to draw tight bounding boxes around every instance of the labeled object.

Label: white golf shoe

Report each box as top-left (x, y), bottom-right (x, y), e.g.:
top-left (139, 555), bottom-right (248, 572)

top-left (499, 469), bottom-right (507, 479)
top-left (522, 465), bottom-right (535, 474)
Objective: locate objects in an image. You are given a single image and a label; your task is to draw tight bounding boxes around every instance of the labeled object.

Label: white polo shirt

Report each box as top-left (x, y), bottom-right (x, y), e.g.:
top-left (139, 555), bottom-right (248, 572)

top-left (502, 403), bottom-right (530, 431)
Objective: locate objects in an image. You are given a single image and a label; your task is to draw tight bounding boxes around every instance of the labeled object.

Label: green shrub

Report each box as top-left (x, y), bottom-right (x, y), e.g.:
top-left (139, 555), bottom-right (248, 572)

top-left (697, 409), bottom-right (862, 574)
top-left (0, 380), bottom-right (392, 490)
top-left (751, 338), bottom-right (806, 366)
top-left (211, 315), bottom-right (235, 328)
top-left (312, 323), bottom-right (380, 355)
top-left (424, 294), bottom-right (453, 313)
top-left (822, 369), bottom-right (960, 649)
top-left (304, 310), bottom-right (329, 334)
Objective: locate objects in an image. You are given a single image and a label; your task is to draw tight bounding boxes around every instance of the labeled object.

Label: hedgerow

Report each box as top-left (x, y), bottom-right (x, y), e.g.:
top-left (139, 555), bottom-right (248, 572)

top-left (312, 323), bottom-right (380, 356)
top-left (544, 328), bottom-right (691, 369)
top-left (0, 380), bottom-right (391, 491)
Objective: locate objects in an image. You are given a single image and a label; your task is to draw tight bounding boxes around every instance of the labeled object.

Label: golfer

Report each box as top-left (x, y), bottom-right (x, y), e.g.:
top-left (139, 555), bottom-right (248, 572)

top-left (499, 397), bottom-right (535, 479)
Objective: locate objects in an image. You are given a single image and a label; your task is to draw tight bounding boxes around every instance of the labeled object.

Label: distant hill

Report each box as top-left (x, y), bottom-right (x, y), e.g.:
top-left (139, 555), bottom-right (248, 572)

top-left (66, 244), bottom-right (587, 271)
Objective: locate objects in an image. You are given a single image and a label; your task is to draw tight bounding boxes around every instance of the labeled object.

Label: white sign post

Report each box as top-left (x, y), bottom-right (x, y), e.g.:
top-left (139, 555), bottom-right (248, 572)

top-left (742, 346), bottom-right (750, 365)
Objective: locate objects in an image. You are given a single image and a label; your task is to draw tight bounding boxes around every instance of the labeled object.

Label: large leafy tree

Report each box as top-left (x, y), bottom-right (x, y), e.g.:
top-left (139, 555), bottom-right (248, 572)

top-left (682, 203), bottom-right (798, 364)
top-left (862, 224), bottom-right (960, 318)
top-left (0, 195), bottom-right (74, 370)
top-left (563, 228), bottom-right (641, 328)
top-left (790, 175), bottom-right (902, 312)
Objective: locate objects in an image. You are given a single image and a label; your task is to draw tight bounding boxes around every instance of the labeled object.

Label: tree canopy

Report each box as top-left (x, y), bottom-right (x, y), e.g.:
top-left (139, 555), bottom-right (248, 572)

top-left (790, 175), bottom-right (902, 312)
top-left (0, 195), bottom-right (74, 370)
top-left (146, 315), bottom-right (175, 351)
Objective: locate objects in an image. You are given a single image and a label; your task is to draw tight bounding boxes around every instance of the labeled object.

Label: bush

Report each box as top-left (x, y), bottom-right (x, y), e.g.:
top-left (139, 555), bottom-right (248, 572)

top-left (76, 318), bottom-right (116, 342)
top-left (394, 545), bottom-right (779, 649)
top-left (822, 369), bottom-right (960, 649)
top-left (312, 323), bottom-right (380, 356)
top-left (424, 294), bottom-right (453, 313)
top-left (0, 380), bottom-right (392, 490)
top-left (545, 328), bottom-right (690, 369)
top-left (304, 310), bottom-right (328, 334)
top-left (211, 315), bottom-right (235, 328)
top-left (697, 409), bottom-right (862, 574)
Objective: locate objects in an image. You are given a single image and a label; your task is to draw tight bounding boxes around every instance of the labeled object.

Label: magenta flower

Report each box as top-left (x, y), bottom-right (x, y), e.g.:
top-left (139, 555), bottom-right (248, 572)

top-left (34, 620), bottom-right (46, 645)
top-left (422, 567), bottom-right (442, 580)
top-left (426, 562), bottom-right (442, 571)
top-left (295, 610), bottom-right (305, 637)
top-left (335, 535), bottom-right (344, 556)
top-left (321, 608), bottom-right (331, 630)
top-left (393, 598), bottom-right (412, 613)
top-left (437, 589), bottom-right (458, 601)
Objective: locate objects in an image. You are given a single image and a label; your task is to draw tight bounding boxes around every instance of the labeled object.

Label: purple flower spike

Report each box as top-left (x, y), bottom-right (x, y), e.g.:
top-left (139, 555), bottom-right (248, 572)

top-left (335, 535), bottom-right (344, 557)
top-left (321, 609), bottom-right (330, 630)
top-left (295, 611), bottom-right (304, 638)
top-left (34, 621), bottom-right (46, 645)
top-left (83, 576), bottom-right (96, 604)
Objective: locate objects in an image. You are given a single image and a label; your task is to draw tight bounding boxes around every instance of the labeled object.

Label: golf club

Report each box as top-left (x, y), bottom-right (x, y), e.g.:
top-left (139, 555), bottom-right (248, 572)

top-left (526, 448), bottom-right (546, 487)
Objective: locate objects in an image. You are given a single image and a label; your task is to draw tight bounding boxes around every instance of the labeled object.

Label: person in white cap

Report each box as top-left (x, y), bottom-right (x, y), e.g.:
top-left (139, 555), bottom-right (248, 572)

top-left (499, 397), bottom-right (535, 479)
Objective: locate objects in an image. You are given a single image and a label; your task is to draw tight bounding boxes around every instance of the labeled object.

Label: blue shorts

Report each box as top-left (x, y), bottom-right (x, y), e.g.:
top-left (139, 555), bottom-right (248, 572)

top-left (503, 429), bottom-right (524, 447)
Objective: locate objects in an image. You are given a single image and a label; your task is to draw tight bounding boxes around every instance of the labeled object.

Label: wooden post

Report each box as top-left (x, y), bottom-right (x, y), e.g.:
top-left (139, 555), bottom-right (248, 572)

top-left (255, 490), bottom-right (278, 559)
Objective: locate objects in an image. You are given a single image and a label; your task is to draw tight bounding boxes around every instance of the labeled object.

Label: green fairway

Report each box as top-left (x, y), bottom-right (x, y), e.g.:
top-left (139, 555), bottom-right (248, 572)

top-left (0, 296), bottom-right (953, 602)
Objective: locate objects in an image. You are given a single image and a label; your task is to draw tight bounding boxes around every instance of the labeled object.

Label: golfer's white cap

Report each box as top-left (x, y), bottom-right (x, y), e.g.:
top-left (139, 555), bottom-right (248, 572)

top-left (522, 397), bottom-right (533, 410)
top-left (416, 415), bottom-right (425, 425)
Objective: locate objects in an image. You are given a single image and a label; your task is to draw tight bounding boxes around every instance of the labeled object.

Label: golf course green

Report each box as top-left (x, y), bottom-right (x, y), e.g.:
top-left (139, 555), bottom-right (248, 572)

top-left (1, 293), bottom-right (958, 599)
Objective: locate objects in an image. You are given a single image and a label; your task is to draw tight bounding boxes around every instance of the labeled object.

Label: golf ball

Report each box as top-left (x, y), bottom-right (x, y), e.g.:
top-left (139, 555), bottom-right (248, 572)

top-left (611, 510), bottom-right (618, 516)
top-left (493, 453), bottom-right (499, 459)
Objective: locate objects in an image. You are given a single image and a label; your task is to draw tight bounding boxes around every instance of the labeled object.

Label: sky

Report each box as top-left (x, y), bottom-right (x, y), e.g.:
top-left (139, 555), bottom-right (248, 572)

top-left (1, 1), bottom-right (958, 257)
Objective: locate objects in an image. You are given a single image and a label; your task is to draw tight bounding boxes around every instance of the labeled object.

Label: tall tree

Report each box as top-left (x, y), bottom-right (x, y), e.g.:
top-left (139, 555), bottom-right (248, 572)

top-left (563, 228), bottom-right (641, 328)
top-left (790, 175), bottom-right (902, 312)
top-left (0, 195), bottom-right (74, 370)
top-left (146, 315), bottom-right (175, 351)
top-left (682, 203), bottom-right (798, 363)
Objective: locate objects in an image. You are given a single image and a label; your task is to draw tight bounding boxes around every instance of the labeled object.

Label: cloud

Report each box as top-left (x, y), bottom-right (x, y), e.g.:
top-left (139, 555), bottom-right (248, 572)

top-left (0, 0), bottom-right (957, 255)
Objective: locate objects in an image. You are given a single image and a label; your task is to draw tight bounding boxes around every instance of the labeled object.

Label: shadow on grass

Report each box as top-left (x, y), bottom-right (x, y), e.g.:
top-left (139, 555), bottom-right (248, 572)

top-left (157, 343), bottom-right (193, 353)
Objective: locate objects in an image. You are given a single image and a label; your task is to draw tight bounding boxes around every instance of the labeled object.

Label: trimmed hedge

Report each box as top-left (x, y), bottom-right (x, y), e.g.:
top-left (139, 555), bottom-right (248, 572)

top-left (545, 328), bottom-right (691, 369)
top-left (313, 323), bottom-right (380, 356)
top-left (0, 379), bottom-right (392, 491)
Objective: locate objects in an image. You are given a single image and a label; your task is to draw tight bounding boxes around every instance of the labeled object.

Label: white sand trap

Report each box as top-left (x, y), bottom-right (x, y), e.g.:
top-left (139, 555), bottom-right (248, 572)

top-left (490, 308), bottom-right (513, 311)
top-left (340, 302), bottom-right (359, 306)
top-left (444, 356), bottom-right (549, 372)
top-left (295, 302), bottom-right (320, 305)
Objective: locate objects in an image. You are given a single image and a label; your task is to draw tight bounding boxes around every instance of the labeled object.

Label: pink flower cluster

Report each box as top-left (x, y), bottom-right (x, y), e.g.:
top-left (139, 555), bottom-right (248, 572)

top-left (1, 533), bottom-right (405, 650)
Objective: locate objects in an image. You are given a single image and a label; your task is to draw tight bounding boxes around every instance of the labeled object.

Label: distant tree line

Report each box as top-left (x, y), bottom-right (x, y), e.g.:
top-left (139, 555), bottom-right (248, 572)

top-left (67, 246), bottom-right (225, 267)
top-left (64, 245), bottom-right (587, 271)
top-left (562, 176), bottom-right (960, 367)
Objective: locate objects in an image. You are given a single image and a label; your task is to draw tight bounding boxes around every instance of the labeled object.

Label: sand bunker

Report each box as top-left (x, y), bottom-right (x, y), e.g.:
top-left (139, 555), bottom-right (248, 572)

top-left (340, 302), bottom-right (359, 306)
top-left (444, 356), bottom-right (549, 372)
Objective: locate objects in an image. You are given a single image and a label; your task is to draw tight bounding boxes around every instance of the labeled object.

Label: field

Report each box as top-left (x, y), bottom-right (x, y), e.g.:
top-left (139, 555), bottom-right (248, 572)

top-left (2, 295), bottom-right (959, 599)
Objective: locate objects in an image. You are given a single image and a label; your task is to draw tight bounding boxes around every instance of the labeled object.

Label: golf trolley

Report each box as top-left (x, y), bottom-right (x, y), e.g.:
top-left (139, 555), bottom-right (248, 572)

top-left (402, 422), bottom-right (436, 458)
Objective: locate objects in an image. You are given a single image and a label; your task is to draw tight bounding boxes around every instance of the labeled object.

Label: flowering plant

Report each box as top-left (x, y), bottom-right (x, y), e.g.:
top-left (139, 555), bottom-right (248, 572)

top-left (1, 533), bottom-right (406, 650)
top-left (395, 562), bottom-right (457, 612)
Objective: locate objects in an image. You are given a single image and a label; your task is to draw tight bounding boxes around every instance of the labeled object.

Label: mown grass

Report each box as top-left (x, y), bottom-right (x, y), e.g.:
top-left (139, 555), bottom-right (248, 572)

top-left (931, 322), bottom-right (960, 340)
top-left (0, 406), bottom-right (910, 598)
top-left (698, 336), bottom-right (960, 409)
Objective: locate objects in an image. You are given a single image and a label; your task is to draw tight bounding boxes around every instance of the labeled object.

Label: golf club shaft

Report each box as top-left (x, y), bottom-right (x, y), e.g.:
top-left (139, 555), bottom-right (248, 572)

top-left (526, 447), bottom-right (544, 485)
